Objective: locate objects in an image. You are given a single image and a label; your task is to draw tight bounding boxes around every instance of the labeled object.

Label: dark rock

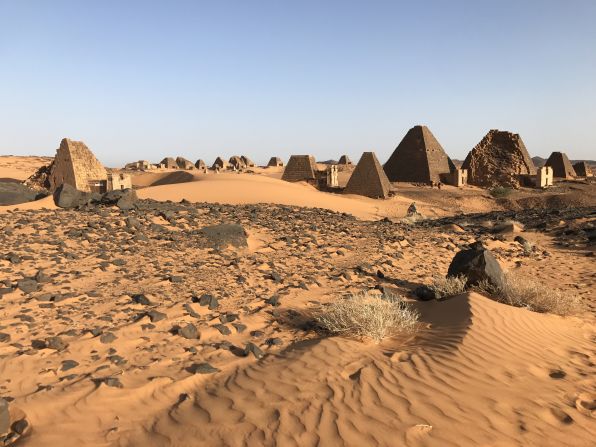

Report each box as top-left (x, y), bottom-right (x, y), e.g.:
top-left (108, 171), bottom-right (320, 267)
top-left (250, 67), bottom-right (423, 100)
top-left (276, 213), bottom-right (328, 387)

top-left (244, 342), bottom-right (264, 359)
top-left (17, 279), bottom-right (39, 294)
top-left (0, 333), bottom-right (10, 343)
top-left (11, 418), bottom-right (28, 435)
top-left (46, 336), bottom-right (68, 351)
top-left (53, 184), bottom-right (93, 209)
top-left (0, 398), bottom-right (9, 435)
top-left (99, 333), bottom-right (117, 344)
top-left (146, 310), bottom-right (166, 322)
top-left (195, 294), bottom-right (219, 310)
top-left (61, 360), bottom-right (79, 371)
top-left (199, 223), bottom-right (248, 249)
top-left (94, 377), bottom-right (123, 388)
top-left (413, 285), bottom-right (440, 301)
top-left (131, 294), bottom-right (152, 305)
top-left (31, 339), bottom-right (47, 350)
top-left (169, 275), bottom-right (183, 283)
top-left (101, 189), bottom-right (138, 210)
top-left (265, 295), bottom-right (280, 306)
top-left (447, 243), bottom-right (504, 288)
top-left (177, 323), bottom-right (199, 339)
top-left (266, 337), bottom-right (283, 346)
top-left (187, 362), bottom-right (220, 374)
top-left (0, 181), bottom-right (45, 206)
top-left (232, 323), bottom-right (247, 333)
top-left (213, 324), bottom-right (231, 336)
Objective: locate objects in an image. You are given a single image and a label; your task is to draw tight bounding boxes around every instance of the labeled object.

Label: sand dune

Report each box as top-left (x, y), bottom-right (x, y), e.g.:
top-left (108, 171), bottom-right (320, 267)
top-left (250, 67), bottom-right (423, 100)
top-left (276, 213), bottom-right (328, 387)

top-left (137, 173), bottom-right (421, 220)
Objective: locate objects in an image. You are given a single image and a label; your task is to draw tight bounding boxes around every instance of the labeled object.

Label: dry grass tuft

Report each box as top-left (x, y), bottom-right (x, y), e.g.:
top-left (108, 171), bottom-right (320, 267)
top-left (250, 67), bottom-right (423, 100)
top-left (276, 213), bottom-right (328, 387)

top-left (315, 292), bottom-right (419, 343)
top-left (428, 275), bottom-right (468, 299)
top-left (475, 272), bottom-right (581, 316)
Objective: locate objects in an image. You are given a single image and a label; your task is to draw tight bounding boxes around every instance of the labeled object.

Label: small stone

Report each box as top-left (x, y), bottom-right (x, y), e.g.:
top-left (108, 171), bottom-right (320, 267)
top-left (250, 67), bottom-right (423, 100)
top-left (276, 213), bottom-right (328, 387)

top-left (100, 333), bottom-right (117, 344)
top-left (244, 342), bottom-right (264, 359)
top-left (61, 360), bottom-right (79, 371)
top-left (177, 323), bottom-right (198, 339)
top-left (187, 362), bottom-right (220, 374)
top-left (131, 294), bottom-right (152, 305)
top-left (146, 310), bottom-right (166, 322)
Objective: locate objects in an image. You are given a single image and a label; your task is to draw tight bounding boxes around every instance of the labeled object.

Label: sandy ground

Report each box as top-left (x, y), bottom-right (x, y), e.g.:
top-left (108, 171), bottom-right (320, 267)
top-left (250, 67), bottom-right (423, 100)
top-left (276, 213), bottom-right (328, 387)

top-left (0, 156), bottom-right (594, 446)
top-left (0, 156), bottom-right (51, 181)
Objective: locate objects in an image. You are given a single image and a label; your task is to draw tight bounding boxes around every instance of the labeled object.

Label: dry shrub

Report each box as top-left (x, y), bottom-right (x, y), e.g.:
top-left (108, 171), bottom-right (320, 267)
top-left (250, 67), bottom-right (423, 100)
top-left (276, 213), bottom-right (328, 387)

top-left (429, 275), bottom-right (468, 299)
top-left (315, 292), bottom-right (419, 343)
top-left (475, 272), bottom-right (581, 316)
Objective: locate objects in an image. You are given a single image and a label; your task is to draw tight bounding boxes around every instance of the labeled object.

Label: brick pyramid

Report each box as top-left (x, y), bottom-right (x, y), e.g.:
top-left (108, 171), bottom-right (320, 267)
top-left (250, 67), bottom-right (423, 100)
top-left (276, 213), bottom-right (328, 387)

top-left (344, 152), bottom-right (391, 199)
top-left (282, 155), bottom-right (317, 182)
top-left (48, 138), bottom-right (107, 192)
top-left (545, 152), bottom-right (576, 178)
top-left (384, 125), bottom-right (454, 183)
top-left (572, 161), bottom-right (592, 177)
top-left (462, 130), bottom-right (536, 187)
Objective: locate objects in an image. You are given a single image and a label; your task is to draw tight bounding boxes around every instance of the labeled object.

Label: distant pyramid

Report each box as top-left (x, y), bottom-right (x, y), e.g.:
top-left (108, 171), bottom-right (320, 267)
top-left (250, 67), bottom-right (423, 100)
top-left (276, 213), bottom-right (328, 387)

top-left (282, 155), bottom-right (317, 182)
top-left (462, 130), bottom-right (536, 188)
top-left (160, 157), bottom-right (177, 169)
top-left (267, 157), bottom-right (284, 167)
top-left (384, 125), bottom-right (455, 183)
top-left (572, 161), bottom-right (593, 177)
top-left (344, 152), bottom-right (391, 199)
top-left (176, 156), bottom-right (194, 170)
top-left (545, 152), bottom-right (576, 178)
top-left (338, 155), bottom-right (353, 165)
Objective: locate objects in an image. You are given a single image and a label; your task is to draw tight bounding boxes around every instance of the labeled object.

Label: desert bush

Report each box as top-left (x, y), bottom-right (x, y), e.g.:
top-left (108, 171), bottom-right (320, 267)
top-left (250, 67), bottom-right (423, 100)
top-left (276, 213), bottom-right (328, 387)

top-left (475, 272), bottom-right (581, 316)
top-left (315, 292), bottom-right (419, 343)
top-left (428, 275), bottom-right (468, 299)
top-left (489, 186), bottom-right (513, 198)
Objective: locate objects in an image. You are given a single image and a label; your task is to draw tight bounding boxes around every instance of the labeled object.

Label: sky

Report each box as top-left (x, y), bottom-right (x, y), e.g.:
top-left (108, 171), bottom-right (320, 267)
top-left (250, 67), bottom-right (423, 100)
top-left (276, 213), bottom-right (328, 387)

top-left (1, 0), bottom-right (595, 166)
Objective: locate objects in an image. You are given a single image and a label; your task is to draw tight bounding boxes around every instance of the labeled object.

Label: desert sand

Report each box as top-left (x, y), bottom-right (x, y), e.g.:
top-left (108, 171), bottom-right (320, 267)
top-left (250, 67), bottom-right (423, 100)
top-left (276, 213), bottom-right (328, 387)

top-left (0, 156), bottom-right (594, 446)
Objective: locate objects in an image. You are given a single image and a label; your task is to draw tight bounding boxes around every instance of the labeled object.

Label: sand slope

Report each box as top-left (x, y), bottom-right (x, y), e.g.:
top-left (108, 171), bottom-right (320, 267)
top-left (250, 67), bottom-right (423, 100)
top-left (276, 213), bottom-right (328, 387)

top-left (122, 292), bottom-right (594, 447)
top-left (137, 173), bottom-right (413, 220)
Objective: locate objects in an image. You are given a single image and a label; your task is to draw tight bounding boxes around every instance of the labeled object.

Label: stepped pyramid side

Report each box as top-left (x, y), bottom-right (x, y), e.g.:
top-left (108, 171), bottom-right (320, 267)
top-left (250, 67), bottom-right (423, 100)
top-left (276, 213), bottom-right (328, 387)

top-left (282, 155), bottom-right (317, 181)
top-left (384, 125), bottom-right (453, 183)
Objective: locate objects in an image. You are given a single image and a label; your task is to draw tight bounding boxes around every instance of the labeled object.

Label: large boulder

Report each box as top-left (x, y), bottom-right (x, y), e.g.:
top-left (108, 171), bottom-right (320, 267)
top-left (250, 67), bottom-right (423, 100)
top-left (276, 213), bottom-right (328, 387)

top-left (101, 189), bottom-right (138, 210)
top-left (53, 184), bottom-right (95, 208)
top-left (199, 223), bottom-right (248, 249)
top-left (447, 242), bottom-right (504, 288)
top-left (0, 182), bottom-right (47, 206)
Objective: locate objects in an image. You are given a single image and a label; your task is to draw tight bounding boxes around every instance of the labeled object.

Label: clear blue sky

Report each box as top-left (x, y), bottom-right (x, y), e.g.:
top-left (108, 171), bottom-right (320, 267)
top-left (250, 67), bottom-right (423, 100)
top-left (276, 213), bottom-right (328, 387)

top-left (1, 0), bottom-right (595, 166)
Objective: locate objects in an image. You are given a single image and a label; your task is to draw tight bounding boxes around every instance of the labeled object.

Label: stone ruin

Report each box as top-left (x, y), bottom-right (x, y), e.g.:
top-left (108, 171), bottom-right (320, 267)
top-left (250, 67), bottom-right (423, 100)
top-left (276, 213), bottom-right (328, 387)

top-left (195, 159), bottom-right (207, 170)
top-left (282, 155), bottom-right (318, 183)
top-left (535, 166), bottom-right (553, 188)
top-left (108, 172), bottom-right (133, 190)
top-left (176, 157), bottom-right (195, 170)
top-left (26, 138), bottom-right (131, 194)
top-left (49, 139), bottom-right (109, 193)
top-left (229, 156), bottom-right (246, 170)
top-left (462, 130), bottom-right (536, 188)
top-left (241, 156), bottom-right (256, 168)
top-left (344, 152), bottom-right (391, 199)
top-left (125, 160), bottom-right (151, 171)
top-left (446, 168), bottom-right (468, 187)
top-left (212, 157), bottom-right (229, 170)
top-left (384, 125), bottom-right (455, 184)
top-left (573, 161), bottom-right (593, 177)
top-left (267, 157), bottom-right (284, 167)
top-left (160, 157), bottom-right (178, 169)
top-left (545, 151), bottom-right (576, 179)
top-left (326, 165), bottom-right (339, 188)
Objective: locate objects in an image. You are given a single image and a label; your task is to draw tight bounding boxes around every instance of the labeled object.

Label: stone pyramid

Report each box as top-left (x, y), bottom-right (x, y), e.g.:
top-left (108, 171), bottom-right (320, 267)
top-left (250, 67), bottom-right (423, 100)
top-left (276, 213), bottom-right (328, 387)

top-left (344, 152), bottom-right (391, 199)
top-left (282, 155), bottom-right (317, 182)
top-left (48, 138), bottom-right (107, 192)
top-left (384, 125), bottom-right (454, 183)
top-left (462, 130), bottom-right (536, 188)
top-left (573, 161), bottom-right (593, 177)
top-left (545, 151), bottom-right (576, 178)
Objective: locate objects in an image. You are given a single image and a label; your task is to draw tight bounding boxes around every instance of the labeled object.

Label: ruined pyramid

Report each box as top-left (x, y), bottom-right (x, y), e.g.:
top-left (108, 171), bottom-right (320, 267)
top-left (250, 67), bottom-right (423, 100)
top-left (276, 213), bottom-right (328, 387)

top-left (462, 130), bottom-right (536, 188)
top-left (344, 152), bottom-right (391, 199)
top-left (383, 125), bottom-right (455, 184)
